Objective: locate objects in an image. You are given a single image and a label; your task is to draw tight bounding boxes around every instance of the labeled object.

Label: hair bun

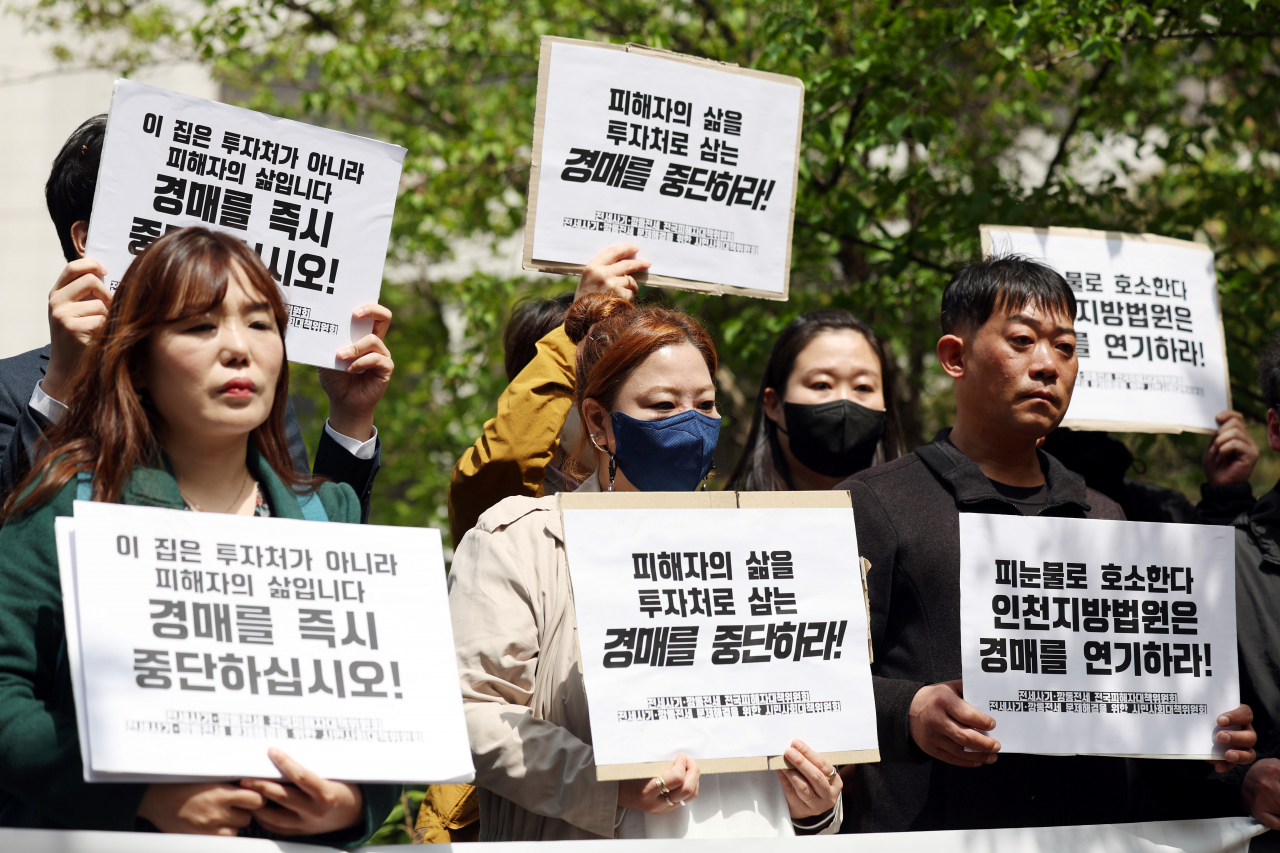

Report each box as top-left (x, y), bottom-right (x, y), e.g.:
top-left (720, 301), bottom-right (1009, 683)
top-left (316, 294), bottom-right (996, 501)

top-left (563, 293), bottom-right (636, 344)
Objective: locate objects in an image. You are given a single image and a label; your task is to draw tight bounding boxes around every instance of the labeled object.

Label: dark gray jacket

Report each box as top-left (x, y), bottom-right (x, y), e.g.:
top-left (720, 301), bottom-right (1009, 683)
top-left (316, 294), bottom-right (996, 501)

top-left (0, 345), bottom-right (380, 520)
top-left (1235, 483), bottom-right (1280, 761)
top-left (838, 429), bottom-right (1129, 832)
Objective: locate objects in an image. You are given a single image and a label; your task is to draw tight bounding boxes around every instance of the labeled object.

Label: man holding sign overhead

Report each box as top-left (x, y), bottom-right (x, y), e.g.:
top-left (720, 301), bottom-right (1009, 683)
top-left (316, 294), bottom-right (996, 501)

top-left (837, 255), bottom-right (1256, 832)
top-left (0, 106), bottom-right (395, 517)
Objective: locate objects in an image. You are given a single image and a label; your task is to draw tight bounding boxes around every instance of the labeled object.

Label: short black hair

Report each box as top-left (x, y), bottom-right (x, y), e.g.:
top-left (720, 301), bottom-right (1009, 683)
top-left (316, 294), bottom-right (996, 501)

top-left (46, 115), bottom-right (107, 262)
top-left (503, 292), bottom-right (574, 380)
top-left (940, 254), bottom-right (1077, 336)
top-left (1260, 331), bottom-right (1280, 411)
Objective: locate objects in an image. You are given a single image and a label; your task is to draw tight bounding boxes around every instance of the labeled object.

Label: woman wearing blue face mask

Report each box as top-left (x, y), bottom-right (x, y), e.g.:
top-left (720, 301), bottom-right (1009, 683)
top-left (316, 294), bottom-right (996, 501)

top-left (448, 294), bottom-right (842, 841)
top-left (727, 310), bottom-right (903, 492)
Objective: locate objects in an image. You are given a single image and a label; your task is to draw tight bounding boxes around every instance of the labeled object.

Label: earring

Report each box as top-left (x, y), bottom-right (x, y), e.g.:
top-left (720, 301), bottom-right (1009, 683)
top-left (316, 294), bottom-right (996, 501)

top-left (608, 453), bottom-right (617, 492)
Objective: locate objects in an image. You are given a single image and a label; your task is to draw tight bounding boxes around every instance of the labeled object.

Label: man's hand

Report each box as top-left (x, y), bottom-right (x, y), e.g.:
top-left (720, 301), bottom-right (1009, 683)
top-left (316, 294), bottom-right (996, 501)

top-left (137, 782), bottom-right (264, 835)
top-left (1209, 704), bottom-right (1257, 773)
top-left (319, 304), bottom-right (394, 442)
top-left (239, 748), bottom-right (364, 836)
top-left (909, 679), bottom-right (1000, 768)
top-left (1243, 758), bottom-right (1280, 830)
top-left (575, 244), bottom-right (650, 303)
top-left (1204, 410), bottom-right (1259, 486)
top-left (44, 258), bottom-right (111, 402)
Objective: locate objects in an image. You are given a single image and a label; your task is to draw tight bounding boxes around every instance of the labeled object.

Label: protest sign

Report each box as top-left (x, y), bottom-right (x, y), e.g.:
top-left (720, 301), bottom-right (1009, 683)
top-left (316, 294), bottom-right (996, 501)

top-left (85, 79), bottom-right (407, 369)
top-left (960, 514), bottom-right (1238, 758)
top-left (58, 500), bottom-right (473, 784)
top-left (980, 225), bottom-right (1230, 434)
top-left (525, 37), bottom-right (805, 300)
top-left (559, 490), bottom-right (877, 780)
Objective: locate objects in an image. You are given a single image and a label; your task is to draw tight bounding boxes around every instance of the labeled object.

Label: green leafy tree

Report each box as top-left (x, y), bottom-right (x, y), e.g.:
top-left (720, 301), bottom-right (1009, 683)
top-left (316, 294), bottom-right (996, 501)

top-left (17, 0), bottom-right (1280, 531)
top-left (14, 0), bottom-right (1280, 840)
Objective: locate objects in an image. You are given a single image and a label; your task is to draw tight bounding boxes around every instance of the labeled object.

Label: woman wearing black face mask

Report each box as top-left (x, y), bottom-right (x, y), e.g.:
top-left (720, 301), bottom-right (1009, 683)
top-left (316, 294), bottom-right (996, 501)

top-left (727, 310), bottom-right (903, 492)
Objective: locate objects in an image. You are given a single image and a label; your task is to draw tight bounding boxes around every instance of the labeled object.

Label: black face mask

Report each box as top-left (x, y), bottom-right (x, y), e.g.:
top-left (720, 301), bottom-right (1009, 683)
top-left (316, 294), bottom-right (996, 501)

top-left (779, 399), bottom-right (887, 479)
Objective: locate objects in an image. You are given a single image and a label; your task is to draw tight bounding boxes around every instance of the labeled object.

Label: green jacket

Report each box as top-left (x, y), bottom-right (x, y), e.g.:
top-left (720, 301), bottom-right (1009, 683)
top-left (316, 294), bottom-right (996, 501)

top-left (0, 450), bottom-right (397, 846)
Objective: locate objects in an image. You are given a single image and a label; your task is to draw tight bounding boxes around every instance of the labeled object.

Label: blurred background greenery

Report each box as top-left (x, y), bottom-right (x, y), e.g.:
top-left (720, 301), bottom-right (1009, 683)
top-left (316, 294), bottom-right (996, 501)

top-left (13, 0), bottom-right (1280, 841)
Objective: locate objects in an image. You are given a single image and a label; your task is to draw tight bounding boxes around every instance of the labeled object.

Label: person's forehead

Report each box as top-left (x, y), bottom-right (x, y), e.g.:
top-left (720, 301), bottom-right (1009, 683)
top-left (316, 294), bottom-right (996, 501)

top-left (992, 299), bottom-right (1074, 329)
top-left (794, 329), bottom-right (878, 372)
top-left (627, 343), bottom-right (713, 387)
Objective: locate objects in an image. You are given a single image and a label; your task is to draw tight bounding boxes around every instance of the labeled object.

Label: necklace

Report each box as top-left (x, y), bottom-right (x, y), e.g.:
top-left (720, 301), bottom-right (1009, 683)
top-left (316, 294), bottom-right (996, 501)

top-left (180, 470), bottom-right (253, 514)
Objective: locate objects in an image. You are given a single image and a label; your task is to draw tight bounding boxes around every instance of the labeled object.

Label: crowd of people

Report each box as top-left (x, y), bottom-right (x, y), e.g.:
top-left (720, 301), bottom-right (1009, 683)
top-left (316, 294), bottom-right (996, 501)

top-left (0, 116), bottom-right (1278, 846)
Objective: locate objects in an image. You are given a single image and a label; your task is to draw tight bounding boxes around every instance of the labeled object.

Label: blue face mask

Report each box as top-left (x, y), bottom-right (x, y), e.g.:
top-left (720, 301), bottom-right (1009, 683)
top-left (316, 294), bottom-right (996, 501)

top-left (608, 409), bottom-right (721, 492)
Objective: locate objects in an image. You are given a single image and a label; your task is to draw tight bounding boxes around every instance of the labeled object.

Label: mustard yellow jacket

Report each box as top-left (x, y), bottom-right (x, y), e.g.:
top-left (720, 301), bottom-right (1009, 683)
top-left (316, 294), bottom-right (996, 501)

top-left (447, 325), bottom-right (577, 549)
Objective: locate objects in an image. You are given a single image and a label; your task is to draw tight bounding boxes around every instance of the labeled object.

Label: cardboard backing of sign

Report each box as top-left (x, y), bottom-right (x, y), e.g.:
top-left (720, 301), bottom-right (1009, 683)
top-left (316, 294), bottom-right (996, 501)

top-left (524, 36), bottom-right (804, 301)
top-left (559, 489), bottom-right (878, 780)
top-left (980, 224), bottom-right (1231, 435)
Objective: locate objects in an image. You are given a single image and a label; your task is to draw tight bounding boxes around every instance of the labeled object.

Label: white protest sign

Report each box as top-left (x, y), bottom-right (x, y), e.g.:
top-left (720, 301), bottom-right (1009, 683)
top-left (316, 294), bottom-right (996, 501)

top-left (61, 501), bottom-right (473, 784)
top-left (960, 514), bottom-right (1238, 757)
top-left (55, 519), bottom-right (222, 783)
top-left (559, 492), bottom-right (877, 779)
top-left (980, 225), bottom-right (1230, 434)
top-left (86, 79), bottom-right (407, 369)
top-left (525, 37), bottom-right (804, 300)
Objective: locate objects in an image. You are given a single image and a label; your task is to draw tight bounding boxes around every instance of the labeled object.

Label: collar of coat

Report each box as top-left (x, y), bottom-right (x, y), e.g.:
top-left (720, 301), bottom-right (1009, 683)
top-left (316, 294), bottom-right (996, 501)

top-left (119, 445), bottom-right (314, 520)
top-left (1240, 480), bottom-right (1280, 567)
top-left (915, 427), bottom-right (1093, 516)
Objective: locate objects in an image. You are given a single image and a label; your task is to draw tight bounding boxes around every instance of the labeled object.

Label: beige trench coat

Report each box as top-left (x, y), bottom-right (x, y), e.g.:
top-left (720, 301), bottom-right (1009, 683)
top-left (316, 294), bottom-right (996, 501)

top-left (448, 481), bottom-right (619, 841)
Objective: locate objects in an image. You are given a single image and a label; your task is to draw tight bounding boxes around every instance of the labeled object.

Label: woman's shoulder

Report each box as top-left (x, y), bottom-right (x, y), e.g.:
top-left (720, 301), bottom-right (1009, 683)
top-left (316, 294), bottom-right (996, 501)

top-left (0, 476), bottom-right (78, 577)
top-left (4, 474), bottom-right (79, 528)
top-left (472, 494), bottom-right (560, 537)
top-left (313, 480), bottom-right (361, 524)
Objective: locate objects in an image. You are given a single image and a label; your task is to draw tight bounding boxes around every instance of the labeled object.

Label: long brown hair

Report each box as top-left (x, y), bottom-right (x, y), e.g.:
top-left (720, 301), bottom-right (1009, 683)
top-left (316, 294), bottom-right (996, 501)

top-left (5, 227), bottom-right (316, 518)
top-left (562, 294), bottom-right (718, 476)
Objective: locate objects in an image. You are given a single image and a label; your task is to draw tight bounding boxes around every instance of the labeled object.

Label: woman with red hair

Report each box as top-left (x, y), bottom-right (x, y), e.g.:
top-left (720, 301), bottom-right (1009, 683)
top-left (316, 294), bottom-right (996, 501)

top-left (449, 293), bottom-right (843, 840)
top-left (0, 228), bottom-right (396, 843)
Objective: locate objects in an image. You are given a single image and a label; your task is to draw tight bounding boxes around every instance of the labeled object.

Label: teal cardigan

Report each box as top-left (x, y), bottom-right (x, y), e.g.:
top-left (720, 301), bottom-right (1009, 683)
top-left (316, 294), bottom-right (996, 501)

top-left (0, 451), bottom-right (397, 846)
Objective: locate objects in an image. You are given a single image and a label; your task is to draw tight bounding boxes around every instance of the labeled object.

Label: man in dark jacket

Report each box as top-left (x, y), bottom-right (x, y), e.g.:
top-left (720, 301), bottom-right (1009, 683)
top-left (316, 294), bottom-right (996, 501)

top-left (839, 256), bottom-right (1255, 832)
top-left (0, 116), bottom-right (391, 519)
top-left (1231, 333), bottom-right (1280, 830)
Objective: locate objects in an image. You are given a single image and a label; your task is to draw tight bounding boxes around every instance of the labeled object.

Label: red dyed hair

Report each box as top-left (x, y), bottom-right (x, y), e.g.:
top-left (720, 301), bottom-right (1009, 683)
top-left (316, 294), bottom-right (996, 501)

top-left (563, 294), bottom-right (718, 472)
top-left (5, 227), bottom-right (317, 518)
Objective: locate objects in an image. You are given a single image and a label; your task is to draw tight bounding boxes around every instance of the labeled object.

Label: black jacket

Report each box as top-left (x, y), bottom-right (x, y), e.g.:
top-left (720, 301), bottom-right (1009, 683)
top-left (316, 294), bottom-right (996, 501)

top-left (1235, 483), bottom-right (1280, 762)
top-left (838, 429), bottom-right (1130, 832)
top-left (0, 345), bottom-right (380, 520)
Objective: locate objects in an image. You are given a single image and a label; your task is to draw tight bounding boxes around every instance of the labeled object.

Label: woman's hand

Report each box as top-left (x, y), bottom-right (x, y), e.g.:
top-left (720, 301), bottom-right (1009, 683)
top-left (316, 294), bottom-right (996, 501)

top-left (238, 748), bottom-right (364, 836)
top-left (137, 782), bottom-right (265, 835)
top-left (576, 244), bottom-right (649, 303)
top-left (776, 739), bottom-right (841, 820)
top-left (617, 753), bottom-right (700, 814)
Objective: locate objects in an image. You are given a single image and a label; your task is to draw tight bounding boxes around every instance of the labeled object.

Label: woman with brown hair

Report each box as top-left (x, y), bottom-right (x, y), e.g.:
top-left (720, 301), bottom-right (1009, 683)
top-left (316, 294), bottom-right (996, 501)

top-left (0, 228), bottom-right (396, 843)
top-left (448, 293), bottom-right (843, 841)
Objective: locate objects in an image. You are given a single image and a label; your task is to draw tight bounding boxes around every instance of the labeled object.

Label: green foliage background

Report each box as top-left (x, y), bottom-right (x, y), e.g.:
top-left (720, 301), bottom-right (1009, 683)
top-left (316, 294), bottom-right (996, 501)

top-left (16, 0), bottom-right (1280, 841)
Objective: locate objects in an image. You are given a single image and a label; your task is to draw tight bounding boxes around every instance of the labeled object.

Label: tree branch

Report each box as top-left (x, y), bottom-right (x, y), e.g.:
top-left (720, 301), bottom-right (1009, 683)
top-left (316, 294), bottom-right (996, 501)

top-left (276, 0), bottom-right (341, 36)
top-left (693, 0), bottom-right (738, 49)
top-left (1041, 56), bottom-right (1114, 189)
top-left (811, 85), bottom-right (868, 194)
top-left (843, 234), bottom-right (956, 275)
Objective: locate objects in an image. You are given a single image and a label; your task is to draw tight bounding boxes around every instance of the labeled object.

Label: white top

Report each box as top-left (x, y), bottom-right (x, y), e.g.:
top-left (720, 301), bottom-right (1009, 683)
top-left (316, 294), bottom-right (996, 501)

top-left (621, 771), bottom-right (797, 839)
top-left (29, 381), bottom-right (377, 459)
